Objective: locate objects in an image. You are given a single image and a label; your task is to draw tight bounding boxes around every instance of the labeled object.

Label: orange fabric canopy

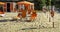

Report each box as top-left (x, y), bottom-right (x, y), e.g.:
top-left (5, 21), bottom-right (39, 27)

top-left (0, 2), bottom-right (5, 5)
top-left (17, 1), bottom-right (34, 5)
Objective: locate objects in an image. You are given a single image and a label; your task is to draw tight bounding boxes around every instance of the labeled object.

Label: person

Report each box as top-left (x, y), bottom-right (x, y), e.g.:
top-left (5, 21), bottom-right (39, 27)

top-left (50, 6), bottom-right (55, 28)
top-left (17, 13), bottom-right (21, 17)
top-left (15, 13), bottom-right (22, 19)
top-left (30, 11), bottom-right (37, 21)
top-left (50, 10), bottom-right (54, 17)
top-left (42, 6), bottom-right (47, 13)
top-left (0, 9), bottom-right (5, 17)
top-left (50, 6), bottom-right (55, 17)
top-left (17, 13), bottom-right (21, 18)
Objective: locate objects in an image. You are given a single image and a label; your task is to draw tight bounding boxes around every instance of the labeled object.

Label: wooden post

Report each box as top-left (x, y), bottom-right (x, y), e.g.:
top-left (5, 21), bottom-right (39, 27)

top-left (52, 16), bottom-right (54, 28)
top-left (52, 17), bottom-right (54, 28)
top-left (49, 16), bottom-right (51, 22)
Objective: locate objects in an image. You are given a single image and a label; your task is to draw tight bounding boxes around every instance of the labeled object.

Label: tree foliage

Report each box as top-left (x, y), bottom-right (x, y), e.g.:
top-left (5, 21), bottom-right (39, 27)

top-left (34, 0), bottom-right (53, 10)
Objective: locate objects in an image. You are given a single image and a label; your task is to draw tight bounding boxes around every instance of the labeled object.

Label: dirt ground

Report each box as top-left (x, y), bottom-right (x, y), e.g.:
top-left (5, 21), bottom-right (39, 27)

top-left (0, 12), bottom-right (59, 32)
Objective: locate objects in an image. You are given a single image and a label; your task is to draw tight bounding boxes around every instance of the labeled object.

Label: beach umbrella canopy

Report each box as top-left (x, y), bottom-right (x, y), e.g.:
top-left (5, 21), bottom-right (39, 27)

top-left (17, 1), bottom-right (34, 5)
top-left (0, 2), bottom-right (5, 5)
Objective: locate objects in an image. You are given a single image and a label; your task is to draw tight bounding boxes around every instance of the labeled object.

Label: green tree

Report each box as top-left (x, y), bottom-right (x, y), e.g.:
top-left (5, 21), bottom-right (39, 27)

top-left (46, 0), bottom-right (49, 6)
top-left (51, 0), bottom-right (55, 6)
top-left (41, 0), bottom-right (46, 6)
top-left (34, 0), bottom-right (47, 10)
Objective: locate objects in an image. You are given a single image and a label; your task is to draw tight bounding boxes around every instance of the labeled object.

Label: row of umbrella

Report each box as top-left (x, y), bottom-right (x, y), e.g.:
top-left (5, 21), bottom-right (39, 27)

top-left (0, 1), bottom-right (34, 5)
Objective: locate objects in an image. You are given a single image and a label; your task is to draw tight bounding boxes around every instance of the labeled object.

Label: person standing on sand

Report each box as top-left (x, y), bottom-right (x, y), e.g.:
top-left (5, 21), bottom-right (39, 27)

top-left (42, 6), bottom-right (47, 13)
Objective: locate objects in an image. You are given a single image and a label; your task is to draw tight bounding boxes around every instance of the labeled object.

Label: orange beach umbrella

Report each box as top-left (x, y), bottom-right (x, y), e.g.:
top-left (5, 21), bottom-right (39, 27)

top-left (0, 2), bottom-right (5, 5)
